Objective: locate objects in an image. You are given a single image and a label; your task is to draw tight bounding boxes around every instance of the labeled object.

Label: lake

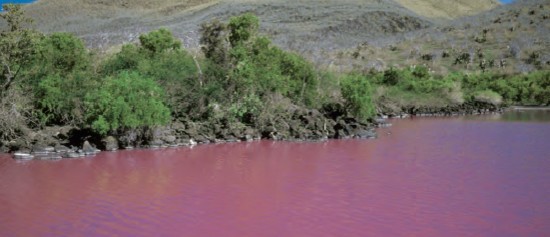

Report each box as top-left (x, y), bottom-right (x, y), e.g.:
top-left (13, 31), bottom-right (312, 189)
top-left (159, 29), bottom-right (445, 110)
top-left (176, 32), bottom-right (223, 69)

top-left (1, 110), bottom-right (549, 236)
top-left (0, 0), bottom-right (35, 11)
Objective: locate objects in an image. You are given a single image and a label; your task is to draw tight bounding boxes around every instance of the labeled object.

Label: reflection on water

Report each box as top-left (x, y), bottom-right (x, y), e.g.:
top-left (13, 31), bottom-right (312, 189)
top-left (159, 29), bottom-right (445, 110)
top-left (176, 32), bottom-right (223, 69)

top-left (500, 109), bottom-right (550, 122)
top-left (466, 108), bottom-right (550, 123)
top-left (0, 110), bottom-right (549, 236)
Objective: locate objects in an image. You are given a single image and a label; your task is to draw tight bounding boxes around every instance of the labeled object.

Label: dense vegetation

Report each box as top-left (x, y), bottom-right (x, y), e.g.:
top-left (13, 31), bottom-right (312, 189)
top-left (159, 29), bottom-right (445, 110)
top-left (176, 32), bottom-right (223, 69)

top-left (0, 4), bottom-right (548, 148)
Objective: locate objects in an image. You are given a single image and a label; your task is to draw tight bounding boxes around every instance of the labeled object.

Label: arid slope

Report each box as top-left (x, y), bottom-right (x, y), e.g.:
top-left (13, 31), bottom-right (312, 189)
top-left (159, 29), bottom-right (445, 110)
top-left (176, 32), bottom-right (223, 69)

top-left (18, 0), bottom-right (497, 49)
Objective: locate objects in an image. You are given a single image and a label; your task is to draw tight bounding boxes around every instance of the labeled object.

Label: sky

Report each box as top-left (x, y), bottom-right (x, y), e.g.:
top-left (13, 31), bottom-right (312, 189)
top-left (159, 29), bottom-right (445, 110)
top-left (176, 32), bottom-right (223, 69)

top-left (500, 0), bottom-right (515, 4)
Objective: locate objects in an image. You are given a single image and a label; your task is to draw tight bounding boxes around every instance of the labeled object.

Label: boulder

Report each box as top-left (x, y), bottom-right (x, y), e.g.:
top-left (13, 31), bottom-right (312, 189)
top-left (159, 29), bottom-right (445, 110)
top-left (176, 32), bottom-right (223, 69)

top-left (82, 141), bottom-right (100, 155)
top-left (54, 145), bottom-right (71, 153)
top-left (13, 150), bottom-right (33, 160)
top-left (162, 135), bottom-right (177, 144)
top-left (354, 129), bottom-right (377, 139)
top-left (102, 136), bottom-right (119, 151)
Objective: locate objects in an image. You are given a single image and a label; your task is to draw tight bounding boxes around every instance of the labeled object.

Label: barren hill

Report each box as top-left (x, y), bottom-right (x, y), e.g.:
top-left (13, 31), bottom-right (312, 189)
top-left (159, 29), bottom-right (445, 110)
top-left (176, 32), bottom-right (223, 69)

top-left (9, 0), bottom-right (548, 73)
top-left (328, 0), bottom-right (550, 73)
top-left (19, 0), bottom-right (498, 49)
top-left (395, 0), bottom-right (500, 19)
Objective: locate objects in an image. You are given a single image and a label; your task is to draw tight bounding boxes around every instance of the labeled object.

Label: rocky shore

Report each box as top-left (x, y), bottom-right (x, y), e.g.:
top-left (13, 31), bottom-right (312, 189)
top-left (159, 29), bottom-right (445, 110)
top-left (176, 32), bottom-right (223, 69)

top-left (3, 107), bottom-right (377, 160)
top-left (2, 102), bottom-right (504, 160)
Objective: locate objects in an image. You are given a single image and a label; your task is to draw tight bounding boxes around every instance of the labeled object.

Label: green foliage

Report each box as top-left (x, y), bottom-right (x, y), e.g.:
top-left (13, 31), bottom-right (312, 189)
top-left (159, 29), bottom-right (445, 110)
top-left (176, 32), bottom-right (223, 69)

top-left (460, 71), bottom-right (550, 105)
top-left (34, 32), bottom-right (90, 75)
top-left (102, 44), bottom-right (144, 74)
top-left (0, 4), bottom-right (43, 93)
top-left (229, 93), bottom-right (263, 124)
top-left (101, 31), bottom-right (199, 117)
top-left (382, 67), bottom-right (399, 85)
top-left (200, 14), bottom-right (319, 107)
top-left (473, 89), bottom-right (503, 105)
top-left (138, 28), bottom-right (181, 55)
top-left (379, 66), bottom-right (456, 94)
top-left (200, 19), bottom-right (228, 65)
top-left (340, 74), bottom-right (375, 121)
top-left (228, 13), bottom-right (259, 47)
top-left (84, 72), bottom-right (171, 135)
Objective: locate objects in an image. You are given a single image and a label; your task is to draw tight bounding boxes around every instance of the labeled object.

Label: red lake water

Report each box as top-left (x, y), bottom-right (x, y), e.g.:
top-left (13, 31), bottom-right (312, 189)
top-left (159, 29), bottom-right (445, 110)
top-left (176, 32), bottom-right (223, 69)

top-left (1, 111), bottom-right (549, 236)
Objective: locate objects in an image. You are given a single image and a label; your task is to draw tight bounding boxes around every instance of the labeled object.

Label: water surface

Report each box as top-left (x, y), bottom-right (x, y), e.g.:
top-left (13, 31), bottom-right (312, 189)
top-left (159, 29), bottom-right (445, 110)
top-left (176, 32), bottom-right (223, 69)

top-left (0, 0), bottom-right (36, 11)
top-left (1, 111), bottom-right (549, 236)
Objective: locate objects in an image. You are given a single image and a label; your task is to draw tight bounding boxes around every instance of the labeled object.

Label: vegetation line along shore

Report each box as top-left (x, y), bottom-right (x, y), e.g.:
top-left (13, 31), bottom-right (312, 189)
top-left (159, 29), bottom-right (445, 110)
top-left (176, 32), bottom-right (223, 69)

top-left (0, 4), bottom-right (548, 159)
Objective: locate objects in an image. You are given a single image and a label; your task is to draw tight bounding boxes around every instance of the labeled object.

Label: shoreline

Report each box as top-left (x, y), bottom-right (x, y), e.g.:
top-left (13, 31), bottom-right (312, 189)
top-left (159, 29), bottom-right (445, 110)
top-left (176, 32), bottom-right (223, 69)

top-left (4, 104), bottom-right (509, 161)
top-left (510, 106), bottom-right (550, 111)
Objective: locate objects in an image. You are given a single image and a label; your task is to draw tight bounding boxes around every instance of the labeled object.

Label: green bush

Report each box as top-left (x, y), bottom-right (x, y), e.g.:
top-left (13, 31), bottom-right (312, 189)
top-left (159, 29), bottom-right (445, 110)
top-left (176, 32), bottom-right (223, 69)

top-left (101, 30), bottom-right (199, 117)
top-left (101, 44), bottom-right (144, 74)
top-left (35, 70), bottom-right (96, 125)
top-left (138, 28), bottom-right (181, 55)
top-left (340, 74), bottom-right (375, 121)
top-left (229, 93), bottom-right (263, 124)
top-left (473, 90), bottom-right (503, 105)
top-left (84, 71), bottom-right (171, 135)
top-left (228, 13), bottom-right (259, 47)
top-left (35, 32), bottom-right (90, 74)
top-left (460, 71), bottom-right (549, 105)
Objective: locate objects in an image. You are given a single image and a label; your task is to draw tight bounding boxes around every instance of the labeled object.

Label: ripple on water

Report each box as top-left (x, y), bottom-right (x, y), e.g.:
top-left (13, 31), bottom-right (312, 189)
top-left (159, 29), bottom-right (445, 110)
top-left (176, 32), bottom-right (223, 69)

top-left (0, 111), bottom-right (549, 236)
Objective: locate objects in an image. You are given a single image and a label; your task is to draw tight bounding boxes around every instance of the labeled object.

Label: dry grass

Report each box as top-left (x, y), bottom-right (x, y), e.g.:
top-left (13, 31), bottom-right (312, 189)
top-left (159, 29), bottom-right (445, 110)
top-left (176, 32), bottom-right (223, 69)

top-left (4, 0), bottom-right (545, 74)
top-left (395, 0), bottom-right (499, 19)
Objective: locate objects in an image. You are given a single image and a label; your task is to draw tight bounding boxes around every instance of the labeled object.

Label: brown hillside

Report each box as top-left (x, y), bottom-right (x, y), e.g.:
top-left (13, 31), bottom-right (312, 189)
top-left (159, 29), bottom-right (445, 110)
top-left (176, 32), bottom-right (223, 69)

top-left (395, 0), bottom-right (500, 19)
top-left (4, 0), bottom-right (545, 74)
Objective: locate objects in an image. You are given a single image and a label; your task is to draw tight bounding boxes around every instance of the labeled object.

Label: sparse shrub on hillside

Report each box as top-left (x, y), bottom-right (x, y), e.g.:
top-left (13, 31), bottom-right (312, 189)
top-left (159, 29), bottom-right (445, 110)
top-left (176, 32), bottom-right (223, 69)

top-left (526, 51), bottom-right (541, 68)
top-left (421, 53), bottom-right (433, 61)
top-left (382, 67), bottom-right (400, 85)
top-left (454, 52), bottom-right (471, 65)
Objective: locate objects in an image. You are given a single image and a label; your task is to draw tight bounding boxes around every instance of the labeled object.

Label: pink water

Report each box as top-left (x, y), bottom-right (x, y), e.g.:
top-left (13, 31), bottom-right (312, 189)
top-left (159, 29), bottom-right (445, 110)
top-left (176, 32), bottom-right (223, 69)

top-left (1, 111), bottom-right (549, 236)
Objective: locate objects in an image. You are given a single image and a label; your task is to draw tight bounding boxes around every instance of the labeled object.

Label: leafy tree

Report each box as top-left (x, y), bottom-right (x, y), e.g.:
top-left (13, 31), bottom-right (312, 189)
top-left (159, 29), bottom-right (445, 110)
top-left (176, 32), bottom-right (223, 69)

top-left (84, 71), bottom-right (171, 135)
top-left (138, 28), bottom-right (181, 55)
top-left (35, 32), bottom-right (90, 74)
top-left (34, 70), bottom-right (97, 126)
top-left (228, 13), bottom-right (259, 47)
top-left (0, 4), bottom-right (42, 93)
top-left (200, 19), bottom-right (229, 65)
top-left (101, 44), bottom-right (144, 74)
top-left (340, 74), bottom-right (375, 122)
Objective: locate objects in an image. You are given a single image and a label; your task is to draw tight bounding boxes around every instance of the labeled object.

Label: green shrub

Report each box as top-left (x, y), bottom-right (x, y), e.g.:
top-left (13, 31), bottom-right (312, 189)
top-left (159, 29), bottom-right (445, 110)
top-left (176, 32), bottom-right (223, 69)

top-left (35, 71), bottom-right (95, 125)
top-left (228, 13), bottom-right (259, 47)
top-left (200, 19), bottom-right (229, 65)
top-left (229, 93), bottom-right (263, 124)
top-left (84, 71), bottom-right (171, 135)
top-left (340, 74), bottom-right (375, 121)
top-left (101, 44), bottom-right (144, 74)
top-left (382, 67), bottom-right (400, 86)
top-left (35, 32), bottom-right (90, 74)
top-left (138, 28), bottom-right (181, 55)
top-left (473, 90), bottom-right (503, 105)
